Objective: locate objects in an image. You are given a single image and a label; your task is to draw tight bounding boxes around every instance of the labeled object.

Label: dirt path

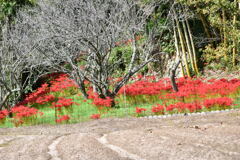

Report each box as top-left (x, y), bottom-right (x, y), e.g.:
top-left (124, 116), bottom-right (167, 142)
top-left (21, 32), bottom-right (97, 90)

top-left (0, 110), bottom-right (240, 160)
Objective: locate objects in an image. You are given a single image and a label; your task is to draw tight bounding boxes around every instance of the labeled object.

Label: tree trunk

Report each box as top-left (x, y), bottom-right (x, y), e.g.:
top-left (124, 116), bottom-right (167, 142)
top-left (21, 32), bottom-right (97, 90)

top-left (170, 60), bottom-right (181, 92)
top-left (0, 92), bottom-right (11, 110)
top-left (78, 81), bottom-right (88, 99)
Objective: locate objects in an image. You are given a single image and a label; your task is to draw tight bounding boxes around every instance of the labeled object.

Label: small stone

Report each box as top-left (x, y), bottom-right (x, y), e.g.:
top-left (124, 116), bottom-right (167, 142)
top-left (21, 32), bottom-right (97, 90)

top-left (153, 116), bottom-right (158, 119)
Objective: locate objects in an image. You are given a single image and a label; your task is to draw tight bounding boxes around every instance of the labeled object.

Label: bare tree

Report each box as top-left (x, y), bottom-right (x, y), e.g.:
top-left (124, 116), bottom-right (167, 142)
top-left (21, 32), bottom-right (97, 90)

top-left (13, 0), bottom-right (171, 106)
top-left (0, 18), bottom-right (49, 110)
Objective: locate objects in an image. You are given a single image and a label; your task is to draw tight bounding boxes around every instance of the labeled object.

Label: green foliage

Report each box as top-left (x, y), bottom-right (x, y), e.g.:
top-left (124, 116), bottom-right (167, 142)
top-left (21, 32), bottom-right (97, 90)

top-left (179, 0), bottom-right (240, 69)
top-left (0, 0), bottom-right (35, 20)
top-left (111, 45), bottom-right (132, 77)
top-left (202, 43), bottom-right (229, 64)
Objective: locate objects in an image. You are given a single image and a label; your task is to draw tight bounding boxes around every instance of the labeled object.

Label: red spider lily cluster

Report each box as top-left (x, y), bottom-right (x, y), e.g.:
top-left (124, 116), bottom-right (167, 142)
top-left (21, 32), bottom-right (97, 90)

top-left (35, 94), bottom-right (55, 105)
top-left (118, 76), bottom-right (240, 105)
top-left (203, 97), bottom-right (233, 110)
top-left (22, 83), bottom-right (50, 105)
top-left (52, 97), bottom-right (76, 111)
top-left (90, 114), bottom-right (101, 119)
top-left (135, 107), bottom-right (147, 113)
top-left (149, 97), bottom-right (233, 115)
top-left (19, 74), bottom-right (78, 106)
top-left (50, 74), bottom-right (78, 92)
top-left (55, 115), bottom-right (70, 123)
top-left (7, 73), bottom-right (80, 125)
top-left (0, 109), bottom-right (9, 124)
top-left (151, 104), bottom-right (164, 115)
top-left (165, 102), bottom-right (202, 113)
top-left (118, 77), bottom-right (172, 104)
top-left (119, 78), bottom-right (171, 96)
top-left (92, 97), bottom-right (113, 107)
top-left (165, 78), bottom-right (240, 101)
top-left (1, 72), bottom-right (239, 126)
top-left (86, 88), bottom-right (113, 108)
top-left (135, 107), bottom-right (147, 117)
top-left (11, 105), bottom-right (43, 126)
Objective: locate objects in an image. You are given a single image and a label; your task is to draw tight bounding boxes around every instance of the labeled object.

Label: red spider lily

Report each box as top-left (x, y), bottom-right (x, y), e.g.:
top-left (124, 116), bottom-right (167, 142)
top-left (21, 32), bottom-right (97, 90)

top-left (23, 83), bottom-right (50, 104)
top-left (55, 115), bottom-right (70, 123)
top-left (52, 97), bottom-right (76, 111)
top-left (11, 105), bottom-right (43, 126)
top-left (35, 94), bottom-right (55, 105)
top-left (164, 77), bottom-right (240, 100)
top-left (11, 105), bottom-right (40, 118)
top-left (176, 102), bottom-right (202, 113)
top-left (0, 109), bottom-right (9, 124)
top-left (50, 74), bottom-right (78, 92)
top-left (90, 114), bottom-right (101, 119)
top-left (119, 78), bottom-right (172, 97)
top-left (165, 102), bottom-right (203, 113)
top-left (203, 97), bottom-right (233, 109)
top-left (152, 104), bottom-right (165, 115)
top-left (92, 97), bottom-right (113, 107)
top-left (166, 104), bottom-right (176, 112)
top-left (135, 107), bottom-right (147, 114)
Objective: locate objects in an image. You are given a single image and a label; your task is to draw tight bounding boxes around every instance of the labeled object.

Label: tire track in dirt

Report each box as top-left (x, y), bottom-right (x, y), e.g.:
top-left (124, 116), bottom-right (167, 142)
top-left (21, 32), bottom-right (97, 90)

top-left (97, 134), bottom-right (146, 160)
top-left (17, 136), bottom-right (36, 154)
top-left (0, 137), bottom-right (19, 150)
top-left (48, 135), bottom-right (66, 160)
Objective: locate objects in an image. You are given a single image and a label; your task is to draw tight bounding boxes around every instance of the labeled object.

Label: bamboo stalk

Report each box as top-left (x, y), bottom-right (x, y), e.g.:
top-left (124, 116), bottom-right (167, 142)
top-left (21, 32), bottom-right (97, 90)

top-left (232, 16), bottom-right (237, 66)
top-left (222, 9), bottom-right (228, 61)
top-left (173, 24), bottom-right (185, 77)
top-left (174, 15), bottom-right (191, 77)
top-left (232, 0), bottom-right (238, 66)
top-left (182, 20), bottom-right (195, 74)
top-left (186, 18), bottom-right (199, 75)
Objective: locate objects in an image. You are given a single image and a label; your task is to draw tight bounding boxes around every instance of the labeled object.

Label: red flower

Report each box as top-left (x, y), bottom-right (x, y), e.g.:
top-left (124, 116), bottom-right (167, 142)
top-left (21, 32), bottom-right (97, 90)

top-left (203, 97), bottom-right (233, 109)
top-left (50, 74), bottom-right (77, 92)
top-left (23, 83), bottom-right (50, 104)
top-left (90, 114), bottom-right (101, 119)
top-left (56, 115), bottom-right (70, 123)
top-left (166, 104), bottom-right (176, 111)
top-left (0, 109), bottom-right (9, 124)
top-left (36, 94), bottom-right (55, 105)
top-left (152, 104), bottom-right (164, 114)
top-left (52, 97), bottom-right (76, 111)
top-left (135, 107), bottom-right (147, 114)
top-left (92, 97), bottom-right (113, 107)
top-left (11, 105), bottom-right (42, 126)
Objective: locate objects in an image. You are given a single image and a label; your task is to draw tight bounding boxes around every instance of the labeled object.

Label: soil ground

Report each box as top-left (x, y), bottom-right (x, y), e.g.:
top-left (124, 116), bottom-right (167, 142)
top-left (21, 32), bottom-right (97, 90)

top-left (0, 110), bottom-right (240, 160)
